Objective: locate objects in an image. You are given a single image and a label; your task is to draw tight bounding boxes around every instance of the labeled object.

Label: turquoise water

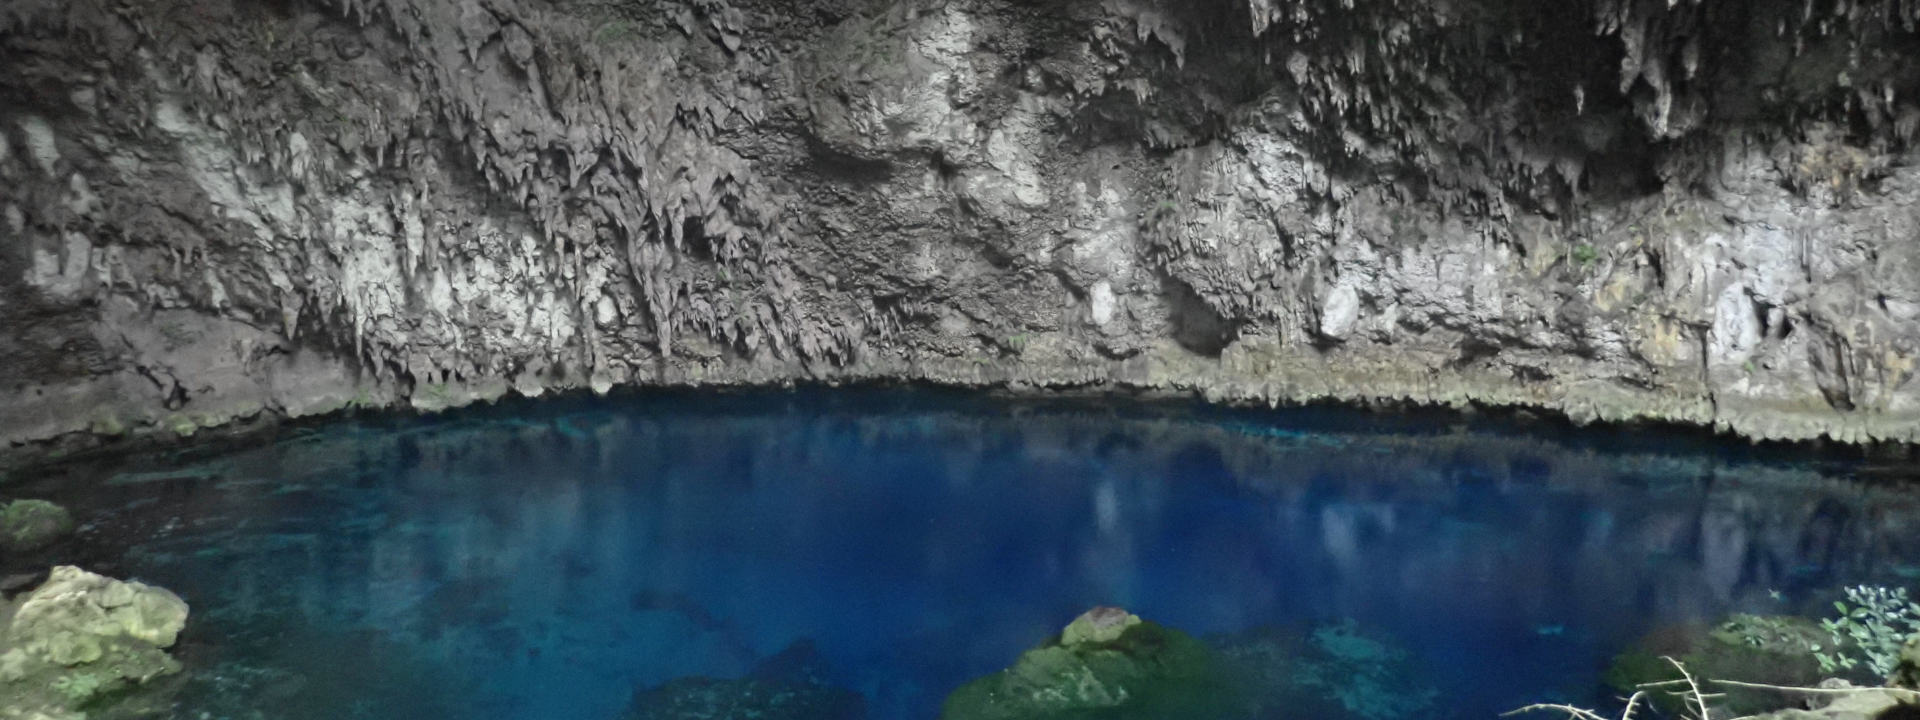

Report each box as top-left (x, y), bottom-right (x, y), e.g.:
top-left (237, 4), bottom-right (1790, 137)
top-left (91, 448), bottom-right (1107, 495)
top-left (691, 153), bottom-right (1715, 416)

top-left (11, 389), bottom-right (1920, 719)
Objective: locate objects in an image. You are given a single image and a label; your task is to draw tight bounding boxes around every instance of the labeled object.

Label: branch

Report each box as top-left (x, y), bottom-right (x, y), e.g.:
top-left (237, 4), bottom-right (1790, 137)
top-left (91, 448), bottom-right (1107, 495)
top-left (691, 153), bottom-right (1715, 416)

top-left (1502, 703), bottom-right (1617, 720)
top-left (1665, 656), bottom-right (1711, 720)
top-left (1637, 678), bottom-right (1920, 698)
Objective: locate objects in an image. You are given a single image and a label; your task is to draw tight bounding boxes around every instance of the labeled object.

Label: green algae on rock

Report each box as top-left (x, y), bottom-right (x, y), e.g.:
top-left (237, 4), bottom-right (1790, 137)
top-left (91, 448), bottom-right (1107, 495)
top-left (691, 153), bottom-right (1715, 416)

top-left (0, 499), bottom-right (74, 552)
top-left (940, 607), bottom-right (1239, 720)
top-left (0, 566), bottom-right (190, 720)
top-left (1605, 614), bottom-right (1828, 717)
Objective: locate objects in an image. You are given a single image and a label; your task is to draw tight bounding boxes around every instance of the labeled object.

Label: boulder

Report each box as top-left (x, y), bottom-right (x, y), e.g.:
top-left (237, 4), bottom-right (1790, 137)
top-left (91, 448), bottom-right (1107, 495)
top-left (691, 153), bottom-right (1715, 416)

top-left (0, 500), bottom-right (74, 552)
top-left (940, 607), bottom-right (1238, 720)
top-left (1893, 635), bottom-right (1920, 690)
top-left (0, 566), bottom-right (190, 720)
top-left (1605, 614), bottom-right (1827, 717)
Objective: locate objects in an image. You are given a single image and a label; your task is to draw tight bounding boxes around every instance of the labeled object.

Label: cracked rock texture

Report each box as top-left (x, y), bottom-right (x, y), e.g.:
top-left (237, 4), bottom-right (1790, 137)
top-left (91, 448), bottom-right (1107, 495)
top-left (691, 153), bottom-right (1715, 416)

top-left (3, 0), bottom-right (1920, 450)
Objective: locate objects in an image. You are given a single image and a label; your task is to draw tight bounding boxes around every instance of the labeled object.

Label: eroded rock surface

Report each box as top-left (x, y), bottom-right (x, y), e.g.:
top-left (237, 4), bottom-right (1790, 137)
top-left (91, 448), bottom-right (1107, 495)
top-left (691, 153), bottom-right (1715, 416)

top-left (0, 565), bottom-right (190, 720)
top-left (3, 0), bottom-right (1919, 451)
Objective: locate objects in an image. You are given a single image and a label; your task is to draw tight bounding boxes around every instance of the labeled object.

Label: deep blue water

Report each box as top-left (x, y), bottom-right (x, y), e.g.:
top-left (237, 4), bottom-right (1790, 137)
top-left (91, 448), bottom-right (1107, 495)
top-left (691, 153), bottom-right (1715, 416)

top-left (14, 389), bottom-right (1920, 720)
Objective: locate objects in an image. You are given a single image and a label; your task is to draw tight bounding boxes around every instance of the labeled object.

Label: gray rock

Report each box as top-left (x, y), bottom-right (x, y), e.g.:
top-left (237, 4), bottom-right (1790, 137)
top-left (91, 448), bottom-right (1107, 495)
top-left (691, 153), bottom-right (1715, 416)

top-left (0, 566), bottom-right (190, 720)
top-left (1, 0), bottom-right (1918, 455)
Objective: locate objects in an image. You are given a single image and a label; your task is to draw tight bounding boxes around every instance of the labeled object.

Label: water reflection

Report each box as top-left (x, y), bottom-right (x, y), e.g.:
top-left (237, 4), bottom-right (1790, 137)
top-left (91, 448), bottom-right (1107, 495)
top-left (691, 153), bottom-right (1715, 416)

top-left (11, 391), bottom-right (1920, 720)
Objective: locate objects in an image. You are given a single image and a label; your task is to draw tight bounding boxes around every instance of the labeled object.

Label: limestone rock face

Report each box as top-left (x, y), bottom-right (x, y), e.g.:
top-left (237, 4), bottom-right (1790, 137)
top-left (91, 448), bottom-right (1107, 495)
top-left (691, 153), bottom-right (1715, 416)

top-left (0, 566), bottom-right (190, 720)
top-left (3, 0), bottom-right (1920, 453)
top-left (0, 500), bottom-right (73, 552)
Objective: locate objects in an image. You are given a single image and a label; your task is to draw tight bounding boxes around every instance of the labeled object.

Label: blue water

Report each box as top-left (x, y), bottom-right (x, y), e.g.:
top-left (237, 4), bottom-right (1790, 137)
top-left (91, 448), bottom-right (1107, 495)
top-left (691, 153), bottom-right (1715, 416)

top-left (16, 389), bottom-right (1920, 720)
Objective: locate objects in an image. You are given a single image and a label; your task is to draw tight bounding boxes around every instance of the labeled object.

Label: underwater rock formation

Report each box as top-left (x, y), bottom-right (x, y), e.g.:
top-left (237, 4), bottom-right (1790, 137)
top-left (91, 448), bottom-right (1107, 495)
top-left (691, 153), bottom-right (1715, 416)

top-left (0, 565), bottom-right (190, 720)
top-left (940, 607), bottom-right (1236, 720)
top-left (622, 639), bottom-right (866, 720)
top-left (0, 499), bottom-right (72, 552)
top-left (4, 0), bottom-right (1920, 456)
top-left (1216, 620), bottom-right (1439, 720)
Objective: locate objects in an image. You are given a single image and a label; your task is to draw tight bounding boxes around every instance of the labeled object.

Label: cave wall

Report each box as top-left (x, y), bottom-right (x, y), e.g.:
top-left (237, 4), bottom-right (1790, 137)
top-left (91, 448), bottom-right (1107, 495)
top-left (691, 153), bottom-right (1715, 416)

top-left (2, 0), bottom-right (1919, 450)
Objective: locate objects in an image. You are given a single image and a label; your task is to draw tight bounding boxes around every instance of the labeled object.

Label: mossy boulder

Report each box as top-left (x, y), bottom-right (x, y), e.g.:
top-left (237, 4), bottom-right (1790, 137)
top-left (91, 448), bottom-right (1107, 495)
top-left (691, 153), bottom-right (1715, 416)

top-left (0, 566), bottom-right (190, 720)
top-left (1605, 614), bottom-right (1826, 717)
top-left (0, 499), bottom-right (74, 552)
top-left (940, 607), bottom-right (1241, 720)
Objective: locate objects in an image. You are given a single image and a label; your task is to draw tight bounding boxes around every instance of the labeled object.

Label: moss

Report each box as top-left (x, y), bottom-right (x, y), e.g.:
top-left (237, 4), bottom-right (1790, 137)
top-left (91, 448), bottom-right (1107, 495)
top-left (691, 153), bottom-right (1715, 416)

top-left (52, 671), bottom-right (107, 705)
top-left (0, 499), bottom-right (74, 551)
top-left (164, 414), bottom-right (202, 437)
top-left (1570, 243), bottom-right (1599, 268)
top-left (88, 413), bottom-right (127, 437)
top-left (1605, 614), bottom-right (1826, 716)
top-left (941, 617), bottom-right (1240, 720)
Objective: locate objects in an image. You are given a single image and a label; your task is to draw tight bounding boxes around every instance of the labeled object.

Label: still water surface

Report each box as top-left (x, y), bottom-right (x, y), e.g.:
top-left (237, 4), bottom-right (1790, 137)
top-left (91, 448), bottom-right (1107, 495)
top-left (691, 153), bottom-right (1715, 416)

top-left (14, 389), bottom-right (1920, 720)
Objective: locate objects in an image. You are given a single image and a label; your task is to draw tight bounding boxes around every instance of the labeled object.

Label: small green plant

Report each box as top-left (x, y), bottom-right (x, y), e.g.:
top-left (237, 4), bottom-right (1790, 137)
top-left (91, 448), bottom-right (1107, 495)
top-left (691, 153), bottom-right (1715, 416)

top-left (1812, 585), bottom-right (1920, 678)
top-left (1570, 244), bottom-right (1599, 267)
top-left (1005, 333), bottom-right (1030, 354)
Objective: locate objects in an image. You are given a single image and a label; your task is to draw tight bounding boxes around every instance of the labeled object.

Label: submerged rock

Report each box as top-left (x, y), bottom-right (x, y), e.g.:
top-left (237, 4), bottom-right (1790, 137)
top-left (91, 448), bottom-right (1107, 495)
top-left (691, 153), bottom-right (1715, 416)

top-left (940, 607), bottom-right (1237, 720)
top-left (0, 499), bottom-right (74, 552)
top-left (0, 566), bottom-right (190, 720)
top-left (1217, 620), bottom-right (1439, 720)
top-left (622, 639), bottom-right (865, 720)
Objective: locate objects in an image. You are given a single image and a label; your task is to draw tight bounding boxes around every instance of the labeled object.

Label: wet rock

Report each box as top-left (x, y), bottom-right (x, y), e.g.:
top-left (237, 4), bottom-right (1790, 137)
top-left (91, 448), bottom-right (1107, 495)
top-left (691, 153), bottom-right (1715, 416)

top-left (0, 566), bottom-right (190, 720)
top-left (0, 499), bottom-right (74, 552)
top-left (940, 607), bottom-right (1237, 720)
top-left (1058, 605), bottom-right (1140, 645)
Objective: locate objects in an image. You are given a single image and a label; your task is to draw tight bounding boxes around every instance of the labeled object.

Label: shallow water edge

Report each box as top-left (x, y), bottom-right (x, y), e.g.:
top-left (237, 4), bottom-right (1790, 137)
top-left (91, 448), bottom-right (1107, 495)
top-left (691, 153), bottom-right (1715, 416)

top-left (6, 373), bottom-right (1919, 485)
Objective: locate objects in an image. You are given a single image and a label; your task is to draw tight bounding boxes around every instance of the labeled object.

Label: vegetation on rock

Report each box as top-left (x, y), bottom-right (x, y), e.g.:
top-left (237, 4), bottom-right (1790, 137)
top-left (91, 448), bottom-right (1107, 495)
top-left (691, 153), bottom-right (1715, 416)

top-left (1605, 614), bottom-right (1827, 716)
top-left (1814, 585), bottom-right (1920, 679)
top-left (940, 607), bottom-right (1238, 720)
top-left (0, 566), bottom-right (190, 720)
top-left (0, 499), bottom-right (74, 552)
